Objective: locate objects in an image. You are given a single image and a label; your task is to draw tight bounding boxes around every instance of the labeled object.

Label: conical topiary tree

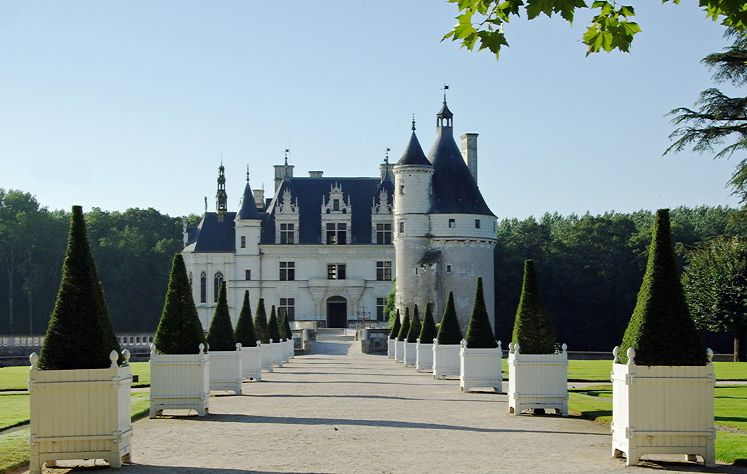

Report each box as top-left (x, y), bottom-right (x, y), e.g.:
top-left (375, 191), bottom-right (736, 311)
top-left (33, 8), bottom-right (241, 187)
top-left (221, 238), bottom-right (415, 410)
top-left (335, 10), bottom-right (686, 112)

top-left (407, 304), bottom-right (422, 343)
top-left (268, 305), bottom-right (281, 342)
top-left (206, 282), bottom-right (236, 351)
top-left (436, 292), bottom-right (463, 345)
top-left (389, 309), bottom-right (401, 339)
top-left (465, 277), bottom-right (498, 348)
top-left (282, 312), bottom-right (293, 340)
top-left (234, 290), bottom-right (257, 347)
top-left (397, 307), bottom-right (411, 342)
top-left (511, 260), bottom-right (556, 354)
top-left (39, 206), bottom-right (121, 370)
top-left (419, 302), bottom-right (438, 344)
top-left (254, 299), bottom-right (270, 344)
top-left (153, 253), bottom-right (206, 354)
top-left (619, 209), bottom-right (707, 365)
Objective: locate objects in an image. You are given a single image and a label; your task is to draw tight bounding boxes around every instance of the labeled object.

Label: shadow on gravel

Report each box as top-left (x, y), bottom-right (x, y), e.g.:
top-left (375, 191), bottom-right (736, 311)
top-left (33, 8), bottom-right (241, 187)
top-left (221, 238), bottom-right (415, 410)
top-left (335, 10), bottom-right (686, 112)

top-left (60, 465), bottom-right (334, 474)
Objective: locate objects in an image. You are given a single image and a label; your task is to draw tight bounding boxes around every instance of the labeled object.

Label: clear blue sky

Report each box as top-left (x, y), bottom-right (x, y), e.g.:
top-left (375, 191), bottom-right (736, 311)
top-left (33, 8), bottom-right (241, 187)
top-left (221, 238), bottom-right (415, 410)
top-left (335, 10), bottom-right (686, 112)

top-left (0, 1), bottom-right (741, 219)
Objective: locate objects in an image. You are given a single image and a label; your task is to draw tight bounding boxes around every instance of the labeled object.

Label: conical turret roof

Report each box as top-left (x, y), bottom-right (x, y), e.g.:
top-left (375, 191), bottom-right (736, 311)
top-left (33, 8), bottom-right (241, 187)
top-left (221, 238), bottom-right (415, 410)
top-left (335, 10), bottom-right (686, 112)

top-left (396, 131), bottom-right (431, 166)
top-left (236, 171), bottom-right (260, 220)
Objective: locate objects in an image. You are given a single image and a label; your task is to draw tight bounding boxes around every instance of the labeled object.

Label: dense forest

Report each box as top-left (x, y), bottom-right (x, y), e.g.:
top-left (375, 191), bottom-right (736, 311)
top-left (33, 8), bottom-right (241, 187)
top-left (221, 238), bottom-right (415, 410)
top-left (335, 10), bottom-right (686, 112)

top-left (1, 188), bottom-right (742, 352)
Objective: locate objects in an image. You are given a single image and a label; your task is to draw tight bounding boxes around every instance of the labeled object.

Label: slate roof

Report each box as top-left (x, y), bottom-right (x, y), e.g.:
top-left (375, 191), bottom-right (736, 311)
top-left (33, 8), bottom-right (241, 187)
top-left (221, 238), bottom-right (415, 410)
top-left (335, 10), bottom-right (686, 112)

top-left (396, 131), bottom-right (431, 166)
top-left (236, 181), bottom-right (260, 220)
top-left (184, 212), bottom-right (237, 253)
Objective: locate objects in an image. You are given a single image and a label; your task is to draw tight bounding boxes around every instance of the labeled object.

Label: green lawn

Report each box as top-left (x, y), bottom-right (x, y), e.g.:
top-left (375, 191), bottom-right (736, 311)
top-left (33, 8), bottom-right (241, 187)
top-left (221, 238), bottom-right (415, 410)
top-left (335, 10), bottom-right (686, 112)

top-left (0, 361), bottom-right (151, 391)
top-left (0, 394), bottom-right (31, 430)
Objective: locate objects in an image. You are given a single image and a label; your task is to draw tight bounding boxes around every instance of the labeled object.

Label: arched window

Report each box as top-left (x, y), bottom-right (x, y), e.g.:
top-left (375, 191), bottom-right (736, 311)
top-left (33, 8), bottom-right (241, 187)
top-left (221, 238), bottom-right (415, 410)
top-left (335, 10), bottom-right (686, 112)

top-left (200, 272), bottom-right (207, 303)
top-left (214, 271), bottom-right (224, 303)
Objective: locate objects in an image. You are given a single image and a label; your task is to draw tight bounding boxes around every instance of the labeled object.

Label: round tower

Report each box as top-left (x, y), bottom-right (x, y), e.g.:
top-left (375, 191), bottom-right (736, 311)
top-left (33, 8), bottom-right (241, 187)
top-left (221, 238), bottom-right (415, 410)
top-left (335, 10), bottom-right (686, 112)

top-left (234, 166), bottom-right (262, 325)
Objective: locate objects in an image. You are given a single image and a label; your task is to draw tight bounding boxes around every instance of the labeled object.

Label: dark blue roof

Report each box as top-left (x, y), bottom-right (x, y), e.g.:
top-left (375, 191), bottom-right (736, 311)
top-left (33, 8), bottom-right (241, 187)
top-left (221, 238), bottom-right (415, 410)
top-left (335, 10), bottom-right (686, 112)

top-left (190, 212), bottom-right (237, 252)
top-left (236, 182), bottom-right (260, 220)
top-left (261, 177), bottom-right (384, 244)
top-left (396, 131), bottom-right (431, 166)
top-left (378, 173), bottom-right (395, 201)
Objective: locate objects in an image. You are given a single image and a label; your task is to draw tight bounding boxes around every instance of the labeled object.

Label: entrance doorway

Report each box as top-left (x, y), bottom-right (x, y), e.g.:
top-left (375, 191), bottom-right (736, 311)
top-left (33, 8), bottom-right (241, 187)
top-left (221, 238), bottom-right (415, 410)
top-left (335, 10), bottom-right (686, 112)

top-left (327, 296), bottom-right (347, 328)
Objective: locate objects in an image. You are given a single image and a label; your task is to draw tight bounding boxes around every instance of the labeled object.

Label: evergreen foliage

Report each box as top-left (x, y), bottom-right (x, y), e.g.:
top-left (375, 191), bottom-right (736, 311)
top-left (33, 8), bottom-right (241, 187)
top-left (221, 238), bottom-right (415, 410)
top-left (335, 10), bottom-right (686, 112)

top-left (511, 260), bottom-right (556, 354)
top-left (436, 292), bottom-right (463, 344)
top-left (254, 298), bottom-right (270, 344)
top-left (153, 253), bottom-right (206, 354)
top-left (389, 309), bottom-right (401, 339)
top-left (419, 302), bottom-right (438, 344)
top-left (282, 312), bottom-right (293, 340)
top-left (385, 278), bottom-right (397, 327)
top-left (268, 306), bottom-right (281, 342)
top-left (39, 206), bottom-right (122, 370)
top-left (206, 282), bottom-right (236, 351)
top-left (619, 209), bottom-right (707, 365)
top-left (234, 290), bottom-right (257, 347)
top-left (407, 304), bottom-right (421, 343)
top-left (465, 277), bottom-right (498, 348)
top-left (397, 307), bottom-right (411, 342)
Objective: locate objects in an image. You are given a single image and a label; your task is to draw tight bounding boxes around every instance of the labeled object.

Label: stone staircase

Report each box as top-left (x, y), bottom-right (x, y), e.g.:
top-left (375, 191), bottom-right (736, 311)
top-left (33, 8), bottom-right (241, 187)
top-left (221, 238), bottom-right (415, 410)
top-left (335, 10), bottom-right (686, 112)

top-left (315, 328), bottom-right (356, 341)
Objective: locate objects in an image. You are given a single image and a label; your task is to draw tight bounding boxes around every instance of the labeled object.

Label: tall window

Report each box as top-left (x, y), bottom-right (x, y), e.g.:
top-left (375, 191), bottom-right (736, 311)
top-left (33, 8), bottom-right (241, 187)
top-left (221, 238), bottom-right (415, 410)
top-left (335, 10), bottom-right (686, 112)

top-left (327, 264), bottom-right (346, 280)
top-left (376, 261), bottom-right (392, 281)
top-left (326, 223), bottom-right (347, 245)
top-left (475, 219), bottom-right (481, 229)
top-left (398, 221), bottom-right (405, 234)
top-left (376, 223), bottom-right (392, 244)
top-left (376, 297), bottom-right (386, 321)
top-left (240, 236), bottom-right (246, 248)
top-left (213, 271), bottom-right (223, 302)
top-left (333, 199), bottom-right (340, 211)
top-left (280, 261), bottom-right (295, 281)
top-left (279, 298), bottom-right (295, 321)
top-left (200, 272), bottom-right (207, 303)
top-left (280, 223), bottom-right (295, 244)
top-left (245, 269), bottom-right (251, 280)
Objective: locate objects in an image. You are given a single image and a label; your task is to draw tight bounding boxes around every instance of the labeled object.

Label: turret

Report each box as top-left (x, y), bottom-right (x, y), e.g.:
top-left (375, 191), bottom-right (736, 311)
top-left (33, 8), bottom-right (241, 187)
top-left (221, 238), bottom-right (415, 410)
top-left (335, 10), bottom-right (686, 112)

top-left (216, 163), bottom-right (228, 219)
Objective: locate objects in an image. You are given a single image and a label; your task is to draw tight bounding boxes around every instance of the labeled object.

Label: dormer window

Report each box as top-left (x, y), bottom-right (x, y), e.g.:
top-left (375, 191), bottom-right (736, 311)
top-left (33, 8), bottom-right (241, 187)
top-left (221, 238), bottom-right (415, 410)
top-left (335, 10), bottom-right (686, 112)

top-left (326, 223), bottom-right (347, 245)
top-left (333, 199), bottom-right (340, 211)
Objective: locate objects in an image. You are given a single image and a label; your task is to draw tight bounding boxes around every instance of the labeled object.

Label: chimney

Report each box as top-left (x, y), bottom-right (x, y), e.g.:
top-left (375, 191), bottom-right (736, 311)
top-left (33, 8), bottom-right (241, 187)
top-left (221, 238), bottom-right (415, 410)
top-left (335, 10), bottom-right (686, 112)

top-left (253, 189), bottom-right (265, 209)
top-left (309, 171), bottom-right (324, 177)
top-left (460, 133), bottom-right (478, 184)
top-left (379, 163), bottom-right (394, 180)
top-left (274, 164), bottom-right (294, 191)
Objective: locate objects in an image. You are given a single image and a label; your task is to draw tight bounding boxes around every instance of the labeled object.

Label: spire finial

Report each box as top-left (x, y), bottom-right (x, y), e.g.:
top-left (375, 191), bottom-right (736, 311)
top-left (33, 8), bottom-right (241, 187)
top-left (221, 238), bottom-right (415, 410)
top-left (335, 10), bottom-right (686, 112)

top-left (284, 148), bottom-right (289, 167)
top-left (411, 114), bottom-right (416, 132)
top-left (384, 147), bottom-right (390, 166)
top-left (442, 84), bottom-right (449, 103)
top-left (246, 165), bottom-right (250, 183)
top-left (204, 196), bottom-right (208, 212)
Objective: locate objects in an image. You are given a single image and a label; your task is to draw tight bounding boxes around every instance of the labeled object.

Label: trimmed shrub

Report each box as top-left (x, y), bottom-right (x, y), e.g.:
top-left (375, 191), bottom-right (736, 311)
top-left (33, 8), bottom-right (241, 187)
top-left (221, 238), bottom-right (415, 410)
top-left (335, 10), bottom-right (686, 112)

top-left (254, 299), bottom-right (271, 344)
top-left (397, 307), bottom-right (411, 342)
top-left (206, 282), bottom-right (236, 351)
top-left (407, 304), bottom-right (421, 343)
top-left (282, 312), bottom-right (293, 340)
top-left (152, 253), bottom-right (206, 354)
top-left (465, 277), bottom-right (498, 348)
top-left (234, 290), bottom-right (257, 347)
top-left (419, 302), bottom-right (438, 343)
top-left (619, 209), bottom-right (707, 365)
top-left (389, 309), bottom-right (401, 339)
top-left (436, 292), bottom-right (463, 345)
top-left (39, 206), bottom-right (121, 370)
top-left (511, 260), bottom-right (556, 354)
top-left (268, 306), bottom-right (281, 342)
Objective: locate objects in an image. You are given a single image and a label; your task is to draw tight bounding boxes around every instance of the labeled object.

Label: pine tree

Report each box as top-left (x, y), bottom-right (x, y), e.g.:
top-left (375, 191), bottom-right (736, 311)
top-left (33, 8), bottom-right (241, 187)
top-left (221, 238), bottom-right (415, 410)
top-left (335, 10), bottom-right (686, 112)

top-left (436, 292), bottom-right (463, 345)
top-left (389, 309), bottom-right (401, 339)
top-left (511, 260), bottom-right (556, 354)
top-left (619, 209), bottom-right (707, 365)
top-left (268, 305), bottom-right (281, 342)
top-left (254, 299), bottom-right (270, 344)
top-left (206, 282), bottom-right (236, 351)
top-left (465, 277), bottom-right (498, 348)
top-left (39, 206), bottom-right (121, 370)
top-left (397, 307), bottom-right (411, 342)
top-left (153, 253), bottom-right (206, 354)
top-left (419, 302), bottom-right (438, 344)
top-left (407, 304), bottom-right (422, 343)
top-left (282, 312), bottom-right (293, 340)
top-left (234, 290), bottom-right (257, 347)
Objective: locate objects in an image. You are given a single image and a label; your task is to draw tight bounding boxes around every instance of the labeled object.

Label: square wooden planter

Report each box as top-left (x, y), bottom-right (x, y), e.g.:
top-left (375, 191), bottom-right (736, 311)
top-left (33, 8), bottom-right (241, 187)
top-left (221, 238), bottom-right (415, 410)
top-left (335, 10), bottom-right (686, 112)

top-left (209, 343), bottom-right (243, 395)
top-left (260, 342), bottom-right (274, 372)
top-left (387, 338), bottom-right (395, 359)
top-left (271, 340), bottom-right (284, 368)
top-left (432, 341), bottom-right (461, 379)
top-left (286, 338), bottom-right (295, 360)
top-left (395, 340), bottom-right (404, 363)
top-left (416, 340), bottom-right (433, 373)
top-left (240, 344), bottom-right (262, 381)
top-left (611, 347), bottom-right (715, 467)
top-left (508, 343), bottom-right (568, 415)
top-left (149, 344), bottom-right (209, 418)
top-left (28, 350), bottom-right (132, 474)
top-left (460, 340), bottom-right (502, 393)
top-left (403, 342), bottom-right (417, 367)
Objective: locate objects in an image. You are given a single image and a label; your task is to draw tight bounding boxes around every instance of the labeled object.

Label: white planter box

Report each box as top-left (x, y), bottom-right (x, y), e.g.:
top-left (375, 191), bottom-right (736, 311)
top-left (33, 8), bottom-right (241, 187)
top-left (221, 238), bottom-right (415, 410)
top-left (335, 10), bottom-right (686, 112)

top-left (209, 344), bottom-right (242, 395)
top-left (271, 340), bottom-right (284, 367)
top-left (508, 343), bottom-right (568, 415)
top-left (260, 342), bottom-right (274, 372)
top-left (395, 340), bottom-right (404, 363)
top-left (240, 344), bottom-right (262, 381)
top-left (387, 339), bottom-right (395, 358)
top-left (611, 347), bottom-right (715, 467)
top-left (460, 340), bottom-right (502, 393)
top-left (28, 350), bottom-right (132, 474)
top-left (416, 340), bottom-right (433, 372)
top-left (403, 342), bottom-right (417, 367)
top-left (149, 344), bottom-right (209, 418)
top-left (286, 338), bottom-right (295, 360)
top-left (432, 341), bottom-right (461, 379)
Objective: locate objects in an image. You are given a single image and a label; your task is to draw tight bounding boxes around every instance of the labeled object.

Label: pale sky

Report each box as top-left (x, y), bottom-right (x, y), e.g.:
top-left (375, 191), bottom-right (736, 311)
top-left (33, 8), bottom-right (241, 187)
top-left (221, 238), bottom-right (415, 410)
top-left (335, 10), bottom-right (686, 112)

top-left (0, 1), bottom-right (741, 219)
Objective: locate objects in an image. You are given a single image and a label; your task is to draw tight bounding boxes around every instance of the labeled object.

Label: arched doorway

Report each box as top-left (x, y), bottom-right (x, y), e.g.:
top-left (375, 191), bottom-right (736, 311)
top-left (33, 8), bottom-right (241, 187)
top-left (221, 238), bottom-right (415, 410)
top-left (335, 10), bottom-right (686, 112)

top-left (326, 296), bottom-right (347, 328)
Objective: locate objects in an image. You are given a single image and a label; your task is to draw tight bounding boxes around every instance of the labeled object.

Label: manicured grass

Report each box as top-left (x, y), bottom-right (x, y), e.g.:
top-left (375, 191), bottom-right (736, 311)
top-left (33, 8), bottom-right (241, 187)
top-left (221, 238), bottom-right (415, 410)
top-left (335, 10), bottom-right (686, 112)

top-left (0, 394), bottom-right (30, 430)
top-left (0, 361), bottom-right (151, 391)
top-left (716, 431), bottom-right (747, 465)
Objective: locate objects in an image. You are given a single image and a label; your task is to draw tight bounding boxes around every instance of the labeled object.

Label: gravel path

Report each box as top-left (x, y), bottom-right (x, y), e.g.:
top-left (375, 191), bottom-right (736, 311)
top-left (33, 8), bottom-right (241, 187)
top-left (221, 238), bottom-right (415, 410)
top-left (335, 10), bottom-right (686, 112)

top-left (30, 340), bottom-right (746, 474)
